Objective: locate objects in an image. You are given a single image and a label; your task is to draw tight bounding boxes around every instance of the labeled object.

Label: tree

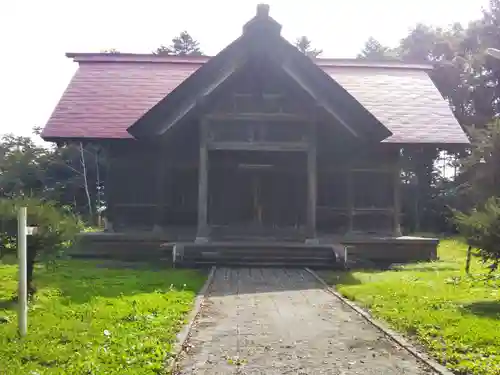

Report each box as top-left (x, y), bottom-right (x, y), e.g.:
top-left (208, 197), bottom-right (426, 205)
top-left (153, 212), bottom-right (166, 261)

top-left (454, 197), bottom-right (500, 273)
top-left (0, 134), bottom-right (49, 198)
top-left (0, 197), bottom-right (82, 294)
top-left (457, 120), bottom-right (500, 206)
top-left (154, 31), bottom-right (203, 56)
top-left (442, 1), bottom-right (500, 215)
top-left (357, 37), bottom-right (398, 60)
top-left (398, 24), bottom-right (462, 63)
top-left (0, 129), bottom-right (105, 222)
top-left (42, 143), bottom-right (104, 222)
top-left (294, 36), bottom-right (322, 58)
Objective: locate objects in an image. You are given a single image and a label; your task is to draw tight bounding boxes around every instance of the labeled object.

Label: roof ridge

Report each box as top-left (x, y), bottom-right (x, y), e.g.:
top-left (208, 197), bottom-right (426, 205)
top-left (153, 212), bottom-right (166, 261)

top-left (66, 52), bottom-right (432, 70)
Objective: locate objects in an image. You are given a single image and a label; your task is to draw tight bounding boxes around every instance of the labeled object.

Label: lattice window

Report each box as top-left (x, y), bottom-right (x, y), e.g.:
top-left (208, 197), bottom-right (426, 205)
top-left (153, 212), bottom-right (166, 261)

top-left (352, 171), bottom-right (393, 208)
top-left (353, 212), bottom-right (393, 234)
top-left (317, 171), bottom-right (348, 208)
top-left (207, 120), bottom-right (308, 143)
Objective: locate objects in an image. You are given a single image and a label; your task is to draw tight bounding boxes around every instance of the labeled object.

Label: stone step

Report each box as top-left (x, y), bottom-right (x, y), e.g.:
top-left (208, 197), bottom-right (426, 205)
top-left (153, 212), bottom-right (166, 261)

top-left (179, 260), bottom-right (340, 269)
top-left (175, 242), bottom-right (342, 268)
top-left (182, 250), bottom-right (335, 257)
top-left (183, 255), bottom-right (334, 262)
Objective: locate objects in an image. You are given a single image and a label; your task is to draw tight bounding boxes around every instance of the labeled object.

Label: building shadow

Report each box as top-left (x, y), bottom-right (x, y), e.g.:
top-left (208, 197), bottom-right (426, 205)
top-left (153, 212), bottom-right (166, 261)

top-left (0, 254), bottom-right (17, 265)
top-left (317, 270), bottom-right (364, 286)
top-left (0, 298), bottom-right (16, 311)
top-left (28, 260), bottom-right (206, 305)
top-left (389, 265), bottom-right (458, 272)
top-left (461, 301), bottom-right (500, 319)
top-left (205, 267), bottom-right (366, 297)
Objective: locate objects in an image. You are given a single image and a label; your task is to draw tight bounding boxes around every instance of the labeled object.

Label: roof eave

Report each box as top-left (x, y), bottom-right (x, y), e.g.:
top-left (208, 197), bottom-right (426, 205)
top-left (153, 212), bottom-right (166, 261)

top-left (313, 58), bottom-right (433, 71)
top-left (66, 52), bottom-right (211, 64)
top-left (41, 134), bottom-right (134, 143)
top-left (384, 140), bottom-right (471, 147)
top-left (64, 52), bottom-right (434, 71)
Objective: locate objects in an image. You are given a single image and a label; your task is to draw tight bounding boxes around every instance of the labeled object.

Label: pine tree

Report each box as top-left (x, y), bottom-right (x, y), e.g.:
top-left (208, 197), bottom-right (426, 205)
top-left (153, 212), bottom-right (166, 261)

top-left (294, 36), bottom-right (322, 58)
top-left (154, 31), bottom-right (203, 56)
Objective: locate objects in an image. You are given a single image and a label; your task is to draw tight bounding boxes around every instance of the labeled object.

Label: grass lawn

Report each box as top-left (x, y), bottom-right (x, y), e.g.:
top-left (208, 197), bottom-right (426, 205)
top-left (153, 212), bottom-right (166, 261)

top-left (323, 239), bottom-right (500, 375)
top-left (0, 258), bottom-right (206, 374)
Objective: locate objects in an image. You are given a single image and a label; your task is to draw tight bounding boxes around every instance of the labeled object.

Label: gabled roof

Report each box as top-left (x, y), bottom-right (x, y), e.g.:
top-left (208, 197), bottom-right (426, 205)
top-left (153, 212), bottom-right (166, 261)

top-left (41, 7), bottom-right (469, 145)
top-left (127, 5), bottom-right (391, 142)
top-left (42, 57), bottom-right (200, 140)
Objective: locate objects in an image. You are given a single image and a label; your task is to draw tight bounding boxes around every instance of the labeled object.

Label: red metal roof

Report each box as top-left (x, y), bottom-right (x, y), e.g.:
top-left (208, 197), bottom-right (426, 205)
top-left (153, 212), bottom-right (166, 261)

top-left (42, 56), bottom-right (203, 140)
top-left (41, 53), bottom-right (468, 144)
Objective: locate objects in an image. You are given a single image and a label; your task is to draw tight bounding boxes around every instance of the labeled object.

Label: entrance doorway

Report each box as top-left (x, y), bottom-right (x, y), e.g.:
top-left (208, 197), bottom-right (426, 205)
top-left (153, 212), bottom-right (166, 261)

top-left (208, 150), bottom-right (307, 237)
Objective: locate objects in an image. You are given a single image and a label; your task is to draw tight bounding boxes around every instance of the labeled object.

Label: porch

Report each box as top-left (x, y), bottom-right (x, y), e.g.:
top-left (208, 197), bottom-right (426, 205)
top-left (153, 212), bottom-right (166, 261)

top-left (73, 229), bottom-right (438, 268)
top-left (106, 137), bottom-right (404, 243)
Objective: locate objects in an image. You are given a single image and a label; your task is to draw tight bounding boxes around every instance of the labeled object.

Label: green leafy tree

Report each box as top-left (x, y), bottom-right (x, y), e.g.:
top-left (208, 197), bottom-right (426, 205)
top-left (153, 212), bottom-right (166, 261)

top-left (0, 135), bottom-right (49, 197)
top-left (444, 1), bottom-right (500, 216)
top-left (294, 36), bottom-right (322, 58)
top-left (454, 197), bottom-right (500, 272)
top-left (154, 31), bottom-right (203, 56)
top-left (457, 120), bottom-right (500, 206)
top-left (0, 197), bottom-right (83, 294)
top-left (398, 24), bottom-right (461, 62)
top-left (0, 130), bottom-right (105, 222)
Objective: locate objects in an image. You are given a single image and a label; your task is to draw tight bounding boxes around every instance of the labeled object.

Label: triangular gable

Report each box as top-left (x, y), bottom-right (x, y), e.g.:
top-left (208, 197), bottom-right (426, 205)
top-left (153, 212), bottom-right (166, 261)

top-left (127, 4), bottom-right (392, 142)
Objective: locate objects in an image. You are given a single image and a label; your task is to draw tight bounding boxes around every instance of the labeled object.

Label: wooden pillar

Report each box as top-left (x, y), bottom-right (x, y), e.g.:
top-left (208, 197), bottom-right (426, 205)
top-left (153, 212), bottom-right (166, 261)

top-left (347, 168), bottom-right (354, 233)
top-left (153, 147), bottom-right (166, 233)
top-left (393, 149), bottom-right (402, 237)
top-left (196, 119), bottom-right (209, 242)
top-left (306, 123), bottom-right (317, 242)
top-left (103, 145), bottom-right (114, 232)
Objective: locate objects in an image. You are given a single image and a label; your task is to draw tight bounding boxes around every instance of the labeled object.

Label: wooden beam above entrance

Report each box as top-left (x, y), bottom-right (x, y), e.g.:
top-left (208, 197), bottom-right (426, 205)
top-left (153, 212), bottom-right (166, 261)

top-left (207, 141), bottom-right (309, 151)
top-left (205, 112), bottom-right (310, 122)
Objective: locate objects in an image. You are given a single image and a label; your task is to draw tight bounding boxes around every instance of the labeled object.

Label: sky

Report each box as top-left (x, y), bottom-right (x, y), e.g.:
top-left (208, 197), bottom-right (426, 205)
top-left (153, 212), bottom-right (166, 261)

top-left (0, 0), bottom-right (490, 141)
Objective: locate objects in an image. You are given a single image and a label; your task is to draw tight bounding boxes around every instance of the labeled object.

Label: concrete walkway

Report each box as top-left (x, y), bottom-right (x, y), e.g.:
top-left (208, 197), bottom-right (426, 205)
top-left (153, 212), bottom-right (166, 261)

top-left (175, 268), bottom-right (435, 374)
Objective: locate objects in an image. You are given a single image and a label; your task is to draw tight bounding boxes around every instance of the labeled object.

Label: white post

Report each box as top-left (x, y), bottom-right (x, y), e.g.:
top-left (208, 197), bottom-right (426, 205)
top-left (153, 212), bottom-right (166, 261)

top-left (17, 207), bottom-right (27, 337)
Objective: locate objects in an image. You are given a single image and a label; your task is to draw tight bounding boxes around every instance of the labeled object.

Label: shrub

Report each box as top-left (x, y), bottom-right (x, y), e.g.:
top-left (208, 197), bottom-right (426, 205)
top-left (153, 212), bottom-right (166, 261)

top-left (0, 197), bottom-right (83, 292)
top-left (453, 197), bottom-right (500, 273)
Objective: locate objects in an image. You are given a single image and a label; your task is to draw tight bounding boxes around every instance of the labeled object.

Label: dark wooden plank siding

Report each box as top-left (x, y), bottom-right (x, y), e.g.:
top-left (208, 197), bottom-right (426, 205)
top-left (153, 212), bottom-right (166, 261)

top-left (107, 141), bottom-right (158, 230)
top-left (316, 143), bottom-right (399, 235)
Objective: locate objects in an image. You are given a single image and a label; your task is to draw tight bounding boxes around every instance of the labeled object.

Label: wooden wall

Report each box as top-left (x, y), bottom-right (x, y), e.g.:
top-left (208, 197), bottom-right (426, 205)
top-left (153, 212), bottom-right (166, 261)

top-left (105, 136), bottom-right (399, 236)
top-left (105, 121), bottom-right (201, 231)
top-left (316, 136), bottom-right (400, 235)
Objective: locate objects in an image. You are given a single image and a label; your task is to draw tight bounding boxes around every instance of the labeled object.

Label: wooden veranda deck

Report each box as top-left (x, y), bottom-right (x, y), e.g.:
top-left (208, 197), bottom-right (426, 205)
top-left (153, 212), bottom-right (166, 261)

top-left (72, 227), bottom-right (438, 268)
